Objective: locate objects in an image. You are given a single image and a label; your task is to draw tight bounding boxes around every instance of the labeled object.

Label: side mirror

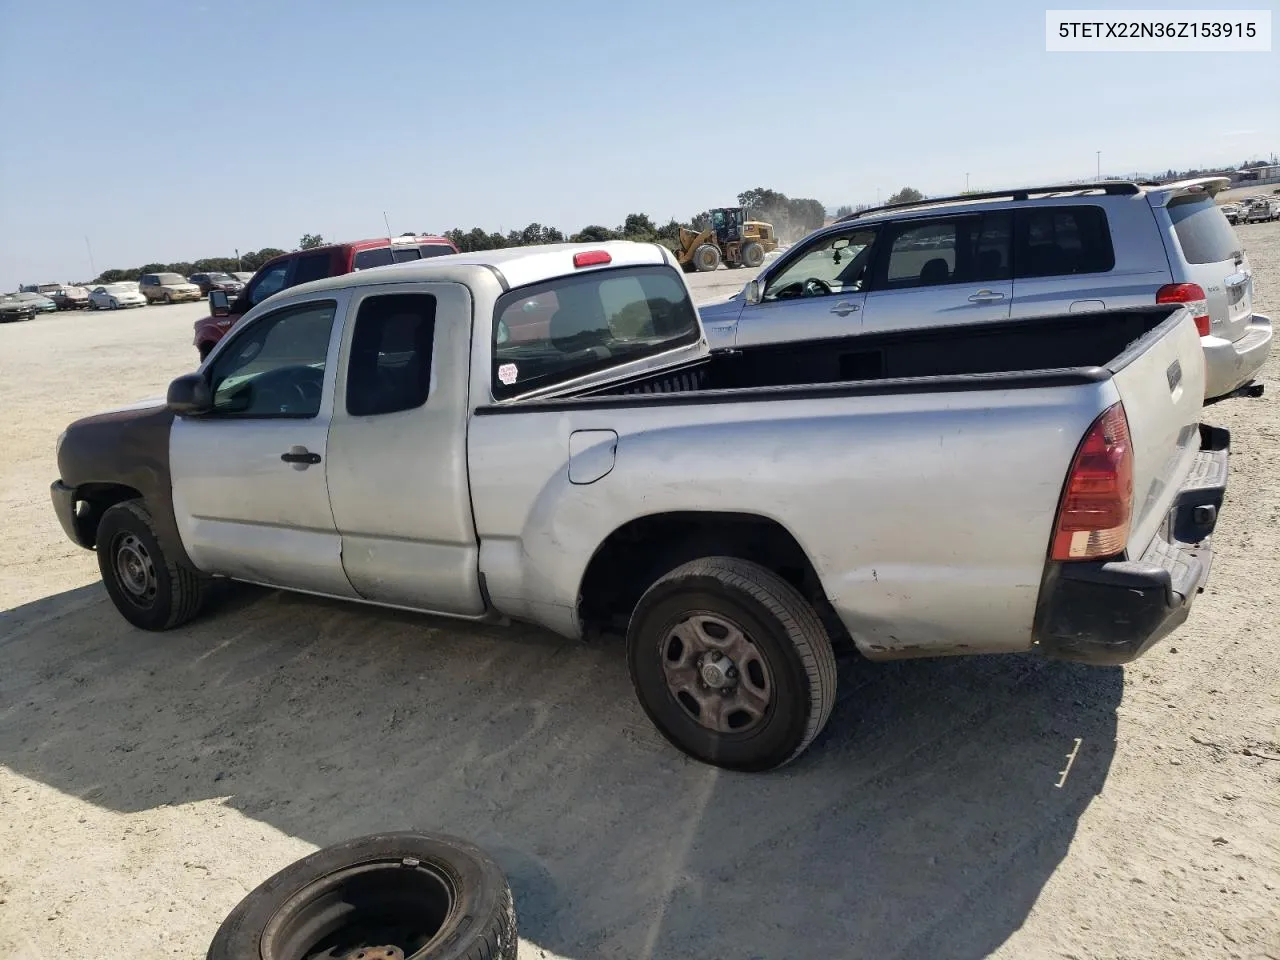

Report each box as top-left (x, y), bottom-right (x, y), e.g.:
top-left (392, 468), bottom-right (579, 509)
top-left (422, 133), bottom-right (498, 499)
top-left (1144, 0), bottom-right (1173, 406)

top-left (167, 373), bottom-right (213, 416)
top-left (209, 290), bottom-right (231, 317)
top-left (745, 280), bottom-right (763, 305)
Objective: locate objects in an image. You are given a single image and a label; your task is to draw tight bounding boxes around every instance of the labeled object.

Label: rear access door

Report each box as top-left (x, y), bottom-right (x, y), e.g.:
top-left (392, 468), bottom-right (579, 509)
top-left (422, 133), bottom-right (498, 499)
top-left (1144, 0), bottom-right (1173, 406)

top-left (1154, 188), bottom-right (1253, 343)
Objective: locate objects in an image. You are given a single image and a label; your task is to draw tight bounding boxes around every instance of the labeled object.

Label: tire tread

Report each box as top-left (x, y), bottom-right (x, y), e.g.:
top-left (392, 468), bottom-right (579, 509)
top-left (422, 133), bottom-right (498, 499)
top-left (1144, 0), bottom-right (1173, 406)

top-left (105, 500), bottom-right (208, 630)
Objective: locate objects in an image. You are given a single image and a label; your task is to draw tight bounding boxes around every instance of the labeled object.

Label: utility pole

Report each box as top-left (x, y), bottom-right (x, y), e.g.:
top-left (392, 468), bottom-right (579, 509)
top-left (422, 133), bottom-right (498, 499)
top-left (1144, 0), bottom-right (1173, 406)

top-left (1096, 151), bottom-right (1101, 180)
top-left (84, 236), bottom-right (96, 279)
top-left (235, 248), bottom-right (241, 271)
top-left (965, 172), bottom-right (970, 193)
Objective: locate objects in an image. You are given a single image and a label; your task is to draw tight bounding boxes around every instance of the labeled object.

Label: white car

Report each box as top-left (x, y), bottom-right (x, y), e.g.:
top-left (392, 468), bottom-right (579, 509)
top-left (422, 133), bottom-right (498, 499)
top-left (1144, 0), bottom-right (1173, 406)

top-left (88, 283), bottom-right (148, 310)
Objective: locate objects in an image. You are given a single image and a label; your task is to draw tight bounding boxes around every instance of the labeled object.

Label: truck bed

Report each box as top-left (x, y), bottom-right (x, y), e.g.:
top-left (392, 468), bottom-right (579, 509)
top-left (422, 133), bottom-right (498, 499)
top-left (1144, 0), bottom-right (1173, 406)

top-left (562, 306), bottom-right (1175, 401)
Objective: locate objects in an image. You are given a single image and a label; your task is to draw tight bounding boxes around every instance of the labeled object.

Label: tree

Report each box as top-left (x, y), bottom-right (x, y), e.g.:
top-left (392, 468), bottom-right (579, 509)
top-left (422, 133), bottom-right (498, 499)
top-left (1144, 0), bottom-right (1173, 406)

top-left (299, 233), bottom-right (325, 250)
top-left (885, 187), bottom-right (924, 207)
top-left (572, 224), bottom-right (616, 243)
top-left (834, 205), bottom-right (854, 218)
top-left (621, 213), bottom-right (657, 241)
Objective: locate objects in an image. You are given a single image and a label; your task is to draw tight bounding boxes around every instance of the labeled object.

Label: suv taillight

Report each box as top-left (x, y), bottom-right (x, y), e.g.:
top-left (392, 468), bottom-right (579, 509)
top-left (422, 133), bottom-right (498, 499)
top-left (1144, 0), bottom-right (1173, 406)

top-left (1156, 282), bottom-right (1210, 336)
top-left (1050, 402), bottom-right (1133, 562)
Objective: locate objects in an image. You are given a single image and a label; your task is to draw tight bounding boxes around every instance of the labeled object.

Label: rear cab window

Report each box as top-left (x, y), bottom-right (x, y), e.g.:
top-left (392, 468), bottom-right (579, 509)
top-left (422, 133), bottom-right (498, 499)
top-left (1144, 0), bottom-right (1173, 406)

top-left (1166, 194), bottom-right (1241, 265)
top-left (491, 265), bottom-right (700, 400)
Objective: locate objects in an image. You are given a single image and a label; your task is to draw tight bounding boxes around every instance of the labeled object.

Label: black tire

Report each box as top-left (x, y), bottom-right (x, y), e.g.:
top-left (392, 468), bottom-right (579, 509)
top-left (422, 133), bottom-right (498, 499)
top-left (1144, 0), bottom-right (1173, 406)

top-left (207, 831), bottom-right (517, 960)
top-left (627, 557), bottom-right (837, 772)
top-left (693, 243), bottom-right (721, 272)
top-left (198, 341), bottom-right (213, 362)
top-left (680, 260), bottom-right (697, 274)
top-left (96, 500), bottom-right (207, 631)
top-left (740, 241), bottom-right (765, 269)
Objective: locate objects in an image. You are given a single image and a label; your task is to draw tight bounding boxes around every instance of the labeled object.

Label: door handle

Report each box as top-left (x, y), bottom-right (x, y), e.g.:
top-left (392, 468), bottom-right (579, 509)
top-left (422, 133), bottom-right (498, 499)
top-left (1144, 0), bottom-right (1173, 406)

top-left (830, 301), bottom-right (861, 317)
top-left (281, 447), bottom-right (321, 466)
top-left (968, 290), bottom-right (1006, 303)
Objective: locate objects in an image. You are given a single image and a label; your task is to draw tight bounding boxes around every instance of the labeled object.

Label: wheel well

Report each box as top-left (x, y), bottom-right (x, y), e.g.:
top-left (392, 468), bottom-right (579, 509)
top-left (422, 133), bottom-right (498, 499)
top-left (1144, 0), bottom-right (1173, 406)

top-left (578, 512), bottom-right (844, 641)
top-left (72, 483), bottom-right (143, 547)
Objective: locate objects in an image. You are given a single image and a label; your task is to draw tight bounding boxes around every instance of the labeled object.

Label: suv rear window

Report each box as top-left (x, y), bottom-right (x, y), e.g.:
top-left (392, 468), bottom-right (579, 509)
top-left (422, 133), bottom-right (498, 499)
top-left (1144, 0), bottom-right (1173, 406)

top-left (491, 265), bottom-right (700, 400)
top-left (1167, 194), bottom-right (1240, 265)
top-left (1014, 206), bottom-right (1114, 277)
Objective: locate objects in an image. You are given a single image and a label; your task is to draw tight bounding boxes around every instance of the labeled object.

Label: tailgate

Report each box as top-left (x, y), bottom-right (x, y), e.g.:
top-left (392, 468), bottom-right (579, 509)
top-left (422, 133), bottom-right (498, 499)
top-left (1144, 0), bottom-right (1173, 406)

top-left (1109, 306), bottom-right (1206, 557)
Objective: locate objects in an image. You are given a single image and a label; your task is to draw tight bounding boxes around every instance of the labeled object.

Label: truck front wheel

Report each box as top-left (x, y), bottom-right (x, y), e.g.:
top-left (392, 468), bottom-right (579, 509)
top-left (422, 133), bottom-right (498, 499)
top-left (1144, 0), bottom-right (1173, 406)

top-left (96, 500), bottom-right (208, 631)
top-left (627, 557), bottom-right (837, 771)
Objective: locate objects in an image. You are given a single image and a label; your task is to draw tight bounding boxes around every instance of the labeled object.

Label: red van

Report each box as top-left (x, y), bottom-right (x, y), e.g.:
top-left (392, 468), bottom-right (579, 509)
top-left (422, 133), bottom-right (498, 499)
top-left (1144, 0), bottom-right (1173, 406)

top-left (193, 233), bottom-right (458, 359)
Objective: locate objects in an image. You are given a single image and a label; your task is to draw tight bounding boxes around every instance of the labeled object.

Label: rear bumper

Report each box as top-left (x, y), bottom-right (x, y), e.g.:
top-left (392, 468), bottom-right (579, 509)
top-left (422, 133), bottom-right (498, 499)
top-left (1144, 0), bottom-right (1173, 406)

top-left (1202, 313), bottom-right (1272, 399)
top-left (1034, 424), bottom-right (1229, 666)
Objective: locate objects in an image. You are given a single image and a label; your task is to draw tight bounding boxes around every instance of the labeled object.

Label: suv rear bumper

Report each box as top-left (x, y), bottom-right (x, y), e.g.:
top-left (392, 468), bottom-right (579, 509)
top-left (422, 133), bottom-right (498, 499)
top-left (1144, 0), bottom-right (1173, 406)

top-left (1202, 313), bottom-right (1272, 400)
top-left (1033, 424), bottom-right (1229, 666)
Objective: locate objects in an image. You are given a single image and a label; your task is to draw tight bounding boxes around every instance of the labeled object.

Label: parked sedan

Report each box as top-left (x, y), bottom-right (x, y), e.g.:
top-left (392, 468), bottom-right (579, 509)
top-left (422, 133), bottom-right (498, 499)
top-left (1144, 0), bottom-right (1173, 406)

top-left (88, 283), bottom-right (148, 310)
top-left (0, 293), bottom-right (37, 322)
top-left (48, 286), bottom-right (91, 310)
top-left (13, 291), bottom-right (59, 314)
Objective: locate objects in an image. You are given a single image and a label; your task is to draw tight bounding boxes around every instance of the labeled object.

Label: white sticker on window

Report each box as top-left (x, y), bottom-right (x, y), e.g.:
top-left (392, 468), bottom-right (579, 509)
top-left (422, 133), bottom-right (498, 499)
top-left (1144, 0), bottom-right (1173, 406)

top-left (497, 363), bottom-right (519, 386)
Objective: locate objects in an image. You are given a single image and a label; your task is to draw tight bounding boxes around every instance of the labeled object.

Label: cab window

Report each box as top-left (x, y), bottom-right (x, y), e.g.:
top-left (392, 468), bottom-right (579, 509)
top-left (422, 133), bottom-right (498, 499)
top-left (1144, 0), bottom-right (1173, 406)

top-left (208, 300), bottom-right (336, 418)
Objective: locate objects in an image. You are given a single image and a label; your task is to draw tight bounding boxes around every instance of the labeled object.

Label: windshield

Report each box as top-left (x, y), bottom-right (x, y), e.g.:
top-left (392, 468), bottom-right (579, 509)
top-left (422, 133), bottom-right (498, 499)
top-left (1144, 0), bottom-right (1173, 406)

top-left (104, 283), bottom-right (134, 293)
top-left (491, 265), bottom-right (700, 400)
top-left (208, 273), bottom-right (234, 283)
top-left (157, 273), bottom-right (187, 284)
top-left (1167, 194), bottom-right (1240, 265)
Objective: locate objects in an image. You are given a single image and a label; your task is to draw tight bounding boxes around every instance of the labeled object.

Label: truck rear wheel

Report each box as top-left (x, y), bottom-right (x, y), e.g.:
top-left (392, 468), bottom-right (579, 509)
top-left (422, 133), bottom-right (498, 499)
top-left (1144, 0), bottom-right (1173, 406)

top-left (96, 500), bottom-right (208, 631)
top-left (740, 241), bottom-right (766, 268)
top-left (627, 557), bottom-right (837, 771)
top-left (198, 341), bottom-right (213, 361)
top-left (693, 243), bottom-right (721, 272)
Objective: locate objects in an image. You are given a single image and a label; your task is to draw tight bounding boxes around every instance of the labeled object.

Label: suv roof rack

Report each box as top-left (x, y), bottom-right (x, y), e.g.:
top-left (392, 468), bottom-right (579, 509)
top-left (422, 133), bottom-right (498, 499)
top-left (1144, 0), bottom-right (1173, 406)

top-left (835, 181), bottom-right (1142, 222)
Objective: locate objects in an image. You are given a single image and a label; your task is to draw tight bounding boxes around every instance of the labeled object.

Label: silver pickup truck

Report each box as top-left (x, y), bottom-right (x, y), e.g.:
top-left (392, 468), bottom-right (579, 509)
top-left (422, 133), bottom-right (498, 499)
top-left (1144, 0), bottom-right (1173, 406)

top-left (51, 240), bottom-right (1230, 771)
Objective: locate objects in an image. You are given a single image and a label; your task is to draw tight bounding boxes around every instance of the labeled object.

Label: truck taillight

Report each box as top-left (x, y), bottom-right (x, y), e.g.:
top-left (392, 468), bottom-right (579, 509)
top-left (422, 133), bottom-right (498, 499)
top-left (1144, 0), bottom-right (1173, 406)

top-left (1050, 402), bottom-right (1133, 562)
top-left (1156, 282), bottom-right (1210, 336)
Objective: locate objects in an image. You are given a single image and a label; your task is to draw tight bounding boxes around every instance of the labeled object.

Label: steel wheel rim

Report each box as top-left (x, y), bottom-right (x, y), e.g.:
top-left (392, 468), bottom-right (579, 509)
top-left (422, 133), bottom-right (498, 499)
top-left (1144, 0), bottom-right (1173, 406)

top-left (114, 533), bottom-right (157, 607)
top-left (659, 611), bottom-right (774, 734)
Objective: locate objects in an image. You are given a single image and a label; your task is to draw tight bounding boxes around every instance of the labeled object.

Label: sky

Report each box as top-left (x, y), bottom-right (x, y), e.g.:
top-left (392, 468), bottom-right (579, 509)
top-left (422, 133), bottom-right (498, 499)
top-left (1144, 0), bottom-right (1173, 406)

top-left (1, 0), bottom-right (1276, 289)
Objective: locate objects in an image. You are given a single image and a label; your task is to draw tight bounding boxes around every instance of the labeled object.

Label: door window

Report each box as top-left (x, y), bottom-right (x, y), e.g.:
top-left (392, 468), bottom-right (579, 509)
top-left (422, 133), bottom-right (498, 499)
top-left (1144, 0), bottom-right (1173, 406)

top-left (249, 262), bottom-right (290, 305)
top-left (345, 294), bottom-right (436, 416)
top-left (1014, 206), bottom-right (1115, 276)
top-left (763, 228), bottom-right (878, 301)
top-left (878, 213), bottom-right (1012, 289)
top-left (289, 252), bottom-right (332, 287)
top-left (207, 300), bottom-right (337, 418)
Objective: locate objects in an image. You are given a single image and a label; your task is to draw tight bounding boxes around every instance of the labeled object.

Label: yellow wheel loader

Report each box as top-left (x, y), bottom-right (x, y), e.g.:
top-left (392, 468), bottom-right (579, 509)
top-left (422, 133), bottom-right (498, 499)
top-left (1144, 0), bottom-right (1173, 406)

top-left (673, 207), bottom-right (778, 273)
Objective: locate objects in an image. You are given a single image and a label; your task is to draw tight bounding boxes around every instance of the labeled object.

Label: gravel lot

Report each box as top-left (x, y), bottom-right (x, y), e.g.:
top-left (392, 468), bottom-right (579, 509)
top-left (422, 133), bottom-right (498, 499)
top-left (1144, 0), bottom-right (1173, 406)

top-left (2, 235), bottom-right (1279, 960)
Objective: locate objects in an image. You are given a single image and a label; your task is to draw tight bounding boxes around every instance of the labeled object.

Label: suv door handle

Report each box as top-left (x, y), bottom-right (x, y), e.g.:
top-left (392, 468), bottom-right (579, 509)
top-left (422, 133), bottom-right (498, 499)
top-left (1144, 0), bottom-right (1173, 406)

top-left (281, 447), bottom-right (321, 466)
top-left (830, 301), bottom-right (861, 316)
top-left (968, 290), bottom-right (1006, 303)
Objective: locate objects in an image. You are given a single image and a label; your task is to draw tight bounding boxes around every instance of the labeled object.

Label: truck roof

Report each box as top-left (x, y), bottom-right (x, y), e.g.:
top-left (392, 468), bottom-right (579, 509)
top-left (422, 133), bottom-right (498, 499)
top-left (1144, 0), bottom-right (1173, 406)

top-left (285, 240), bottom-right (674, 297)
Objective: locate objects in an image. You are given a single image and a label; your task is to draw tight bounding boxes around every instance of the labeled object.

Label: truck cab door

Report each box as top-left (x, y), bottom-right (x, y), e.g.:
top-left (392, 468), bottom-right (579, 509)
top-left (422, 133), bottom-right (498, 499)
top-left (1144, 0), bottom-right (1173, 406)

top-left (170, 293), bottom-right (357, 597)
top-left (324, 282), bottom-right (485, 616)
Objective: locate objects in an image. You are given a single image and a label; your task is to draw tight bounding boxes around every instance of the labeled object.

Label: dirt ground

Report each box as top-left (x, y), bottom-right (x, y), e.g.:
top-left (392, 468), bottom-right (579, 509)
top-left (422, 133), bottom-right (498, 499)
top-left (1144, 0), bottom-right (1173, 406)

top-left (1, 239), bottom-right (1279, 960)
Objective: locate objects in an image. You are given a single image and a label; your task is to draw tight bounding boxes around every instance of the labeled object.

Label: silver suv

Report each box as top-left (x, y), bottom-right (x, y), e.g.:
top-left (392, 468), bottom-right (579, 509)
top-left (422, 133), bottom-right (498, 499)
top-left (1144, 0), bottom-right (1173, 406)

top-left (700, 178), bottom-right (1271, 401)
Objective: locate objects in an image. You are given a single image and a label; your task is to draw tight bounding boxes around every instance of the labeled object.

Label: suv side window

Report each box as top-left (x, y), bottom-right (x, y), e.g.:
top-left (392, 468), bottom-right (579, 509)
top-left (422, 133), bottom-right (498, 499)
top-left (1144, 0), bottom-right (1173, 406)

top-left (248, 262), bottom-right (290, 306)
top-left (763, 227), bottom-right (878, 300)
top-left (142, 275), bottom-right (156, 287)
top-left (290, 252), bottom-right (331, 288)
top-left (1014, 206), bottom-right (1114, 277)
top-left (345, 294), bottom-right (436, 417)
top-left (208, 300), bottom-right (336, 419)
top-left (877, 213), bottom-right (1012, 289)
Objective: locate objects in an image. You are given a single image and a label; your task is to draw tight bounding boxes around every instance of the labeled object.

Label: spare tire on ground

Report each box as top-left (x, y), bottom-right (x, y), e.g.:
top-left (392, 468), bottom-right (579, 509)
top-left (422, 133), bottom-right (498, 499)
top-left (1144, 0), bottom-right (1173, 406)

top-left (207, 831), bottom-right (516, 960)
